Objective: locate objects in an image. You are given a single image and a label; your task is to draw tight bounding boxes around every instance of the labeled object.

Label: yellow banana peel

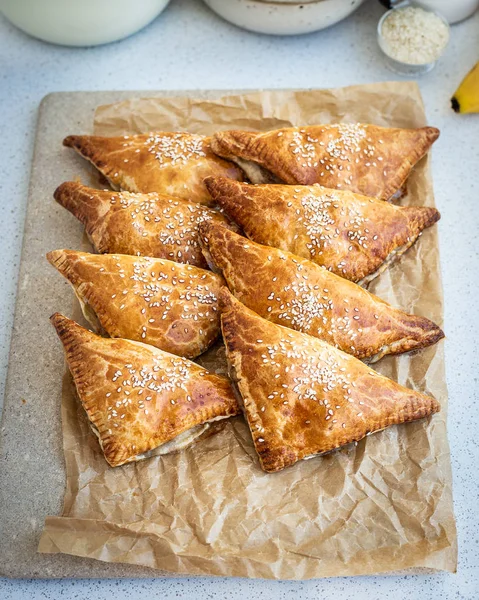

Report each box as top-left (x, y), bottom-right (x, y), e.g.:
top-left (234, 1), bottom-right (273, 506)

top-left (451, 61), bottom-right (479, 114)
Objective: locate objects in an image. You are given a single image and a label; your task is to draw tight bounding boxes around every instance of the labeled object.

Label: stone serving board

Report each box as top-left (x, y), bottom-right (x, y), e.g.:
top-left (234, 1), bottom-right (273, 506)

top-left (0, 90), bottom-right (444, 580)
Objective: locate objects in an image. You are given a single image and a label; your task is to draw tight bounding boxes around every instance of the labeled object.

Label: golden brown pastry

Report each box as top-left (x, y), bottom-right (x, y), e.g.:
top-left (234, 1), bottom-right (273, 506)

top-left (211, 123), bottom-right (439, 200)
top-left (51, 313), bottom-right (240, 467)
top-left (205, 177), bottom-right (439, 284)
top-left (47, 249), bottom-right (224, 359)
top-left (220, 289), bottom-right (440, 473)
top-left (200, 223), bottom-right (444, 362)
top-left (54, 181), bottom-right (238, 269)
top-left (63, 132), bottom-right (243, 205)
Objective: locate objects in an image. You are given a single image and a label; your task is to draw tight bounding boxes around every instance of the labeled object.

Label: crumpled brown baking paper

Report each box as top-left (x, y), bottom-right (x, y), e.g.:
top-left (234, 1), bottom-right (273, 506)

top-left (38, 83), bottom-right (457, 579)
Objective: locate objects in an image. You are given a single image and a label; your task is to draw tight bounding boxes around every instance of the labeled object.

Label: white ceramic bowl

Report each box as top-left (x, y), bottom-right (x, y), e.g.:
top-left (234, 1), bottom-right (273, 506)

top-left (414, 0), bottom-right (479, 24)
top-left (1, 0), bottom-right (171, 46)
top-left (202, 0), bottom-right (367, 35)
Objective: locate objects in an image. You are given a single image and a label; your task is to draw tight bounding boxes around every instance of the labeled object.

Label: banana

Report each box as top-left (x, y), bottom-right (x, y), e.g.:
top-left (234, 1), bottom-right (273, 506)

top-left (451, 61), bottom-right (479, 114)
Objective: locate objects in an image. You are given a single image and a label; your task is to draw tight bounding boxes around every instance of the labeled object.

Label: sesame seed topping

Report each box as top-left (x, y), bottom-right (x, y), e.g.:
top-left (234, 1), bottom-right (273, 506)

top-left (108, 189), bottom-right (220, 265)
top-left (145, 132), bottom-right (206, 167)
top-left (287, 124), bottom-right (367, 179)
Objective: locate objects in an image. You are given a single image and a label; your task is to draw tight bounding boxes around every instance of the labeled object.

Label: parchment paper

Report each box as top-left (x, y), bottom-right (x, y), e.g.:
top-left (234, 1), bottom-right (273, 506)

top-left (38, 83), bottom-right (457, 579)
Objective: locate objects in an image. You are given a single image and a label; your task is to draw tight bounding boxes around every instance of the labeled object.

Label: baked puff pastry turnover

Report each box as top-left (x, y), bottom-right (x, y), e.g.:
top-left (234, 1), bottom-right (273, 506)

top-left (219, 290), bottom-right (440, 473)
top-left (54, 182), bottom-right (238, 269)
top-left (47, 250), bottom-right (223, 359)
top-left (205, 177), bottom-right (440, 284)
top-left (200, 223), bottom-right (444, 362)
top-left (51, 313), bottom-right (240, 467)
top-left (63, 132), bottom-right (243, 205)
top-left (211, 123), bottom-right (439, 200)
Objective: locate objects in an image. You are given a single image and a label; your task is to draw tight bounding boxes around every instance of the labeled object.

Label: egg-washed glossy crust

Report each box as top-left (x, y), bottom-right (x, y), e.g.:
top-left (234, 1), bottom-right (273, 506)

top-left (63, 132), bottom-right (244, 205)
top-left (205, 177), bottom-right (440, 283)
top-left (219, 289), bottom-right (440, 473)
top-left (200, 223), bottom-right (444, 362)
top-left (47, 250), bottom-right (224, 359)
top-left (211, 123), bottom-right (439, 201)
top-left (54, 182), bottom-right (239, 269)
top-left (51, 314), bottom-right (241, 467)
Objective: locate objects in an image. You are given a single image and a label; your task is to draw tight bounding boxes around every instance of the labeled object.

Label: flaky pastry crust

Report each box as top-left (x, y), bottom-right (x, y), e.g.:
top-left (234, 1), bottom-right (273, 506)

top-left (200, 223), bottom-right (444, 362)
top-left (211, 123), bottom-right (439, 200)
top-left (220, 289), bottom-right (440, 473)
top-left (205, 177), bottom-right (439, 283)
top-left (51, 314), bottom-right (240, 467)
top-left (54, 182), bottom-right (238, 269)
top-left (64, 132), bottom-right (243, 205)
top-left (47, 250), bottom-right (224, 359)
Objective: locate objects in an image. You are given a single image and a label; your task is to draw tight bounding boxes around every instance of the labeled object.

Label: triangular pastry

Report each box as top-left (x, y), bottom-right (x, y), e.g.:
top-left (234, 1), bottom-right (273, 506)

top-left (47, 250), bottom-right (224, 359)
top-left (54, 181), bottom-right (238, 269)
top-left (51, 314), bottom-right (240, 467)
top-left (219, 290), bottom-right (440, 473)
top-left (205, 177), bottom-right (440, 284)
top-left (63, 132), bottom-right (243, 205)
top-left (211, 123), bottom-right (439, 200)
top-left (200, 223), bottom-right (444, 362)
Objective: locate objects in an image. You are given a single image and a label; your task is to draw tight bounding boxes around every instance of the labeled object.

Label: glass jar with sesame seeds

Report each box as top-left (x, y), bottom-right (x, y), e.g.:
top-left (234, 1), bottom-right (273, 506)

top-left (377, 3), bottom-right (450, 75)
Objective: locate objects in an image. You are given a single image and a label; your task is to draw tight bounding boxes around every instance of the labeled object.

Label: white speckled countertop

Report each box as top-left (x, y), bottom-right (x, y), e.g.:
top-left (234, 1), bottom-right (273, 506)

top-left (0, 0), bottom-right (478, 597)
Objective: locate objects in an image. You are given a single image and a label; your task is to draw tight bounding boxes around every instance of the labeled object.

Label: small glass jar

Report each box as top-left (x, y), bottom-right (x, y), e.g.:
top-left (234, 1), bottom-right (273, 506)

top-left (377, 2), bottom-right (450, 76)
